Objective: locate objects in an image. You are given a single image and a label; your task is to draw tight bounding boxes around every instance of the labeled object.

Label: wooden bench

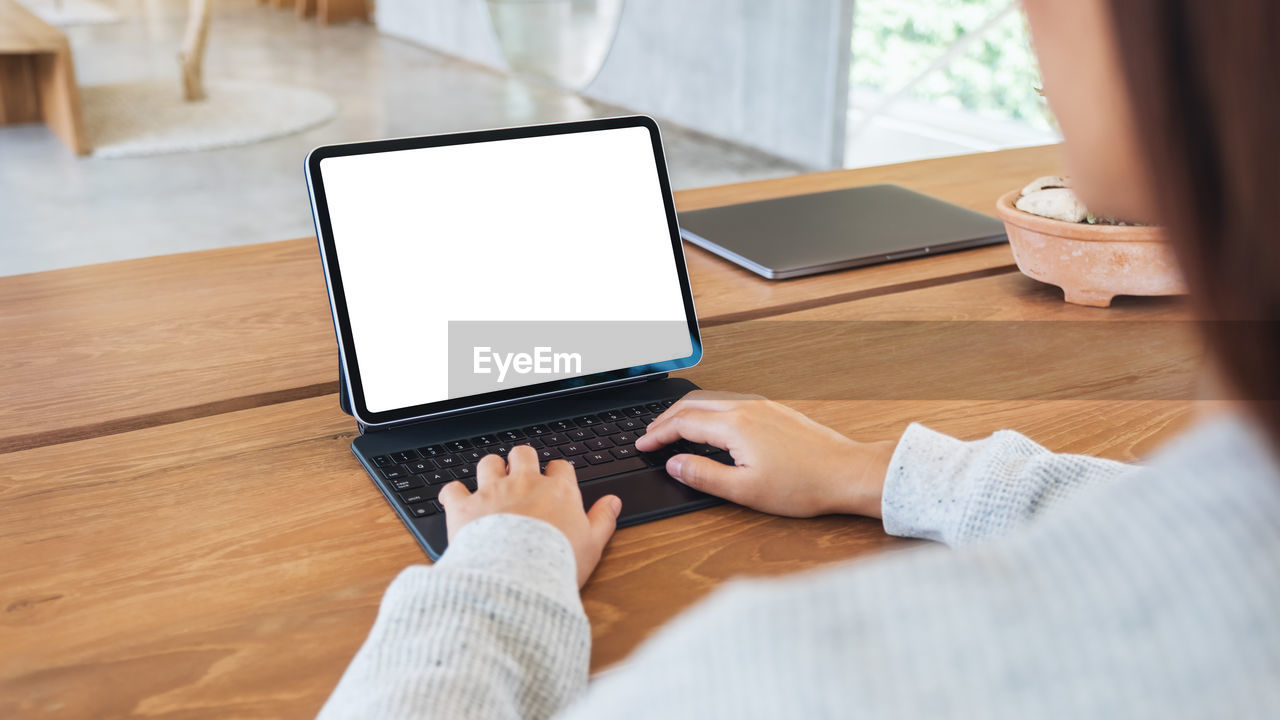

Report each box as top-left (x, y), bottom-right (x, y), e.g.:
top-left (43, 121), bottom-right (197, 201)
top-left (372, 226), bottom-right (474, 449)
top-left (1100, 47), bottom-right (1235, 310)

top-left (0, 0), bottom-right (88, 154)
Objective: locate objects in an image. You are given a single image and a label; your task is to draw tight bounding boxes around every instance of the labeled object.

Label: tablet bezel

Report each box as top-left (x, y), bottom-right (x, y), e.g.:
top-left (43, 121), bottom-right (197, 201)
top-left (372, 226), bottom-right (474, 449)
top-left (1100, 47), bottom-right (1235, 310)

top-left (305, 116), bottom-right (703, 428)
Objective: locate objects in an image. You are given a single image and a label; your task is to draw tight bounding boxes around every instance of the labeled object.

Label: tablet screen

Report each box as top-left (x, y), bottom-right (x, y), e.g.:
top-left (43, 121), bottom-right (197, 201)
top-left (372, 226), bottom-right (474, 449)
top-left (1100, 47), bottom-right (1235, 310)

top-left (317, 124), bottom-right (695, 415)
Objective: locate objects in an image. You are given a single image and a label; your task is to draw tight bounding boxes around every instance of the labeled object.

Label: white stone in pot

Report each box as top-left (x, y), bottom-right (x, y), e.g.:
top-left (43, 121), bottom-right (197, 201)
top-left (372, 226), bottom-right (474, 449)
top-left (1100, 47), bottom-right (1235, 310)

top-left (1016, 187), bottom-right (1089, 223)
top-left (1020, 175), bottom-right (1070, 195)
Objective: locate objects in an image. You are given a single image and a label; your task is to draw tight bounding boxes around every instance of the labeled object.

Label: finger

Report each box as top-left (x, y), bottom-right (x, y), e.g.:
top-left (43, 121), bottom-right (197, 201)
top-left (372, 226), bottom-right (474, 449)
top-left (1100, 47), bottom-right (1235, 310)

top-left (543, 457), bottom-right (577, 481)
top-left (585, 494), bottom-right (622, 551)
top-left (438, 480), bottom-right (471, 509)
top-left (666, 454), bottom-right (740, 498)
top-left (636, 408), bottom-right (738, 451)
top-left (438, 481), bottom-right (471, 541)
top-left (506, 444), bottom-right (539, 474)
top-left (475, 453), bottom-right (507, 487)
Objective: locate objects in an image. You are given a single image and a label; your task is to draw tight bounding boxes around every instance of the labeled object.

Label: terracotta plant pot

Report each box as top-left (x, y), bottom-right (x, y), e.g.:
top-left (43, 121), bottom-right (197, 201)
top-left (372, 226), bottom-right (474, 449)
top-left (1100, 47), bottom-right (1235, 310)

top-left (995, 189), bottom-right (1186, 307)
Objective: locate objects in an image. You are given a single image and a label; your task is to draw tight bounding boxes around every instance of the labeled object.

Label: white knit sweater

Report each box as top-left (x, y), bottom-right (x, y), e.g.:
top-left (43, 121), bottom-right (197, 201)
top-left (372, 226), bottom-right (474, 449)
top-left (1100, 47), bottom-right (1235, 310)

top-left (318, 415), bottom-right (1280, 719)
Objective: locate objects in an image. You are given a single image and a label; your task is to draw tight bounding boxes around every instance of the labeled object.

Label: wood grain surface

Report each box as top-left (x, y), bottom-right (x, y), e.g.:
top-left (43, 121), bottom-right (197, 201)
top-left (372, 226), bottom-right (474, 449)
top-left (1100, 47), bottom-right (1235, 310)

top-left (0, 391), bottom-right (1201, 718)
top-left (0, 145), bottom-right (1060, 453)
top-left (6, 145), bottom-right (1211, 720)
top-left (2, 269), bottom-right (1203, 716)
top-left (690, 272), bottom-right (1204, 405)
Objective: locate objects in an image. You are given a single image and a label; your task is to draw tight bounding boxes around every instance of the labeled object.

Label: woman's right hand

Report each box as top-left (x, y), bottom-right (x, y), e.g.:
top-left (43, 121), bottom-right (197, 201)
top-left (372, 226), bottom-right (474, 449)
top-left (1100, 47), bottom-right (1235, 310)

top-left (634, 391), bottom-right (896, 518)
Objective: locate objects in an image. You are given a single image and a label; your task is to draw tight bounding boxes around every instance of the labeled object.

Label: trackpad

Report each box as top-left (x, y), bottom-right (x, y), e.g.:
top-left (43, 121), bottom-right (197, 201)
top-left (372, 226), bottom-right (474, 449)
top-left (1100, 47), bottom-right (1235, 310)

top-left (580, 467), bottom-right (719, 525)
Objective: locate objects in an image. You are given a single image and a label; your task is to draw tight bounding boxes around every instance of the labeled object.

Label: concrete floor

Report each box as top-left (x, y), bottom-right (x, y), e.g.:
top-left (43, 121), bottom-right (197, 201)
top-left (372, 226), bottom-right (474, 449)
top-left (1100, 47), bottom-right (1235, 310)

top-left (0, 0), bottom-right (804, 277)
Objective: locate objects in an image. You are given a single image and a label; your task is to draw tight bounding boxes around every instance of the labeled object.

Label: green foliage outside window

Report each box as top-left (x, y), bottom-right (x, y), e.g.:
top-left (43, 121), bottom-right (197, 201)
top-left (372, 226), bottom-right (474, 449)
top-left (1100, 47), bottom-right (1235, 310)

top-left (852, 0), bottom-right (1053, 131)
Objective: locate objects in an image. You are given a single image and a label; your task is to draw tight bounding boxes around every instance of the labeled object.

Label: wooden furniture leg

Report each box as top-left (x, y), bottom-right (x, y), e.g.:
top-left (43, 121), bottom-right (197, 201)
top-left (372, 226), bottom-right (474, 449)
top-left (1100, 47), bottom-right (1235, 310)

top-left (34, 42), bottom-right (88, 154)
top-left (178, 0), bottom-right (211, 102)
top-left (0, 0), bottom-right (88, 154)
top-left (318, 0), bottom-right (367, 25)
top-left (0, 54), bottom-right (41, 124)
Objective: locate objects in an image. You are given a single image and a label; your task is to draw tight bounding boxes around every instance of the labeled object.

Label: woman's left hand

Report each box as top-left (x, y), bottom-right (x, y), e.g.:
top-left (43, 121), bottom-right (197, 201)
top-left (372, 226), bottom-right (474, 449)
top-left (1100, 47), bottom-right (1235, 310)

top-left (438, 446), bottom-right (622, 588)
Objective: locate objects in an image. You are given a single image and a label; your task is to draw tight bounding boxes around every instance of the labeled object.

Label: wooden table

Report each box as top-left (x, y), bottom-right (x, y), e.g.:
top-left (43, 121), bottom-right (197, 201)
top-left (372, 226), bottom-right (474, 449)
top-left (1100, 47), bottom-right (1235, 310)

top-left (0, 145), bottom-right (1204, 717)
top-left (0, 0), bottom-right (88, 154)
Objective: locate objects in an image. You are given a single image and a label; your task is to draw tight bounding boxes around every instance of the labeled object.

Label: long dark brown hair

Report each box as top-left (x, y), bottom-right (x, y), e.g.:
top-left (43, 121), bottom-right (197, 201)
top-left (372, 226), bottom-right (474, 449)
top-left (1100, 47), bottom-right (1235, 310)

top-left (1106, 0), bottom-right (1280, 442)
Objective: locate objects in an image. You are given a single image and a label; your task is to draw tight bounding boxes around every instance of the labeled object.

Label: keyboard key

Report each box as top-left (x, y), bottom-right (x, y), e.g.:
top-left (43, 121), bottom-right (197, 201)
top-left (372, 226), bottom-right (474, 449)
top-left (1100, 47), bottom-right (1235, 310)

top-left (586, 437), bottom-right (613, 450)
top-left (661, 398), bottom-right (677, 408)
top-left (524, 424), bottom-right (550, 436)
top-left (445, 440), bottom-right (472, 452)
top-left (611, 445), bottom-right (637, 459)
top-left (460, 449), bottom-right (484, 463)
top-left (593, 423), bottom-right (619, 436)
top-left (399, 489), bottom-right (434, 505)
top-left (612, 431), bottom-right (637, 444)
top-left (434, 454), bottom-right (460, 468)
top-left (404, 459), bottom-right (434, 474)
top-left (548, 419), bottom-right (575, 432)
top-left (390, 450), bottom-right (419, 463)
top-left (389, 475), bottom-right (425, 492)
top-left (600, 409), bottom-right (626, 422)
top-left (451, 465), bottom-right (475, 479)
top-left (417, 445), bottom-right (447, 458)
top-left (542, 433), bottom-right (569, 446)
top-left (617, 418), bottom-right (644, 431)
top-left (432, 500), bottom-right (446, 512)
top-left (499, 429), bottom-right (525, 442)
top-left (560, 442), bottom-right (588, 456)
top-left (577, 456), bottom-right (646, 482)
top-left (573, 414), bottom-right (601, 426)
top-left (567, 428), bottom-right (592, 441)
top-left (684, 442), bottom-right (721, 456)
top-left (640, 448), bottom-right (674, 466)
top-left (645, 403), bottom-right (665, 414)
top-left (526, 437), bottom-right (546, 449)
top-left (625, 406), bottom-right (647, 417)
top-left (562, 455), bottom-right (587, 469)
top-left (491, 444), bottom-right (512, 457)
top-left (585, 451), bottom-right (612, 465)
top-left (472, 434), bottom-right (500, 447)
top-left (423, 470), bottom-right (452, 485)
top-left (380, 465), bottom-right (409, 480)
top-left (537, 447), bottom-right (563, 461)
top-left (407, 503), bottom-right (438, 518)
top-left (371, 455), bottom-right (394, 467)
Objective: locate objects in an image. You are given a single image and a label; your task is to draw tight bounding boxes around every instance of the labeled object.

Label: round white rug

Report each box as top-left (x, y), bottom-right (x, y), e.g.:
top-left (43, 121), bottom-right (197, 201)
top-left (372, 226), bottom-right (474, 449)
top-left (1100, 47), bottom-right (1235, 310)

top-left (19, 0), bottom-right (121, 26)
top-left (82, 80), bottom-right (338, 159)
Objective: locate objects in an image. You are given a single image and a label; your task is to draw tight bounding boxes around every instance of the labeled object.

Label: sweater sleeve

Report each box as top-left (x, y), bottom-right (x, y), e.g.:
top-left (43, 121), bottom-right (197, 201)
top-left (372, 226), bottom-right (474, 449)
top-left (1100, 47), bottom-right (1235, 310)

top-left (880, 423), bottom-right (1135, 546)
top-left (316, 513), bottom-right (588, 720)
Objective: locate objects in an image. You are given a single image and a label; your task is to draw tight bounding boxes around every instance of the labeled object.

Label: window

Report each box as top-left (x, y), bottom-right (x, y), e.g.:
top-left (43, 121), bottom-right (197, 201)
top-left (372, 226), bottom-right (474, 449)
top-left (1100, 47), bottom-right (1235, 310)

top-left (848, 0), bottom-right (1058, 167)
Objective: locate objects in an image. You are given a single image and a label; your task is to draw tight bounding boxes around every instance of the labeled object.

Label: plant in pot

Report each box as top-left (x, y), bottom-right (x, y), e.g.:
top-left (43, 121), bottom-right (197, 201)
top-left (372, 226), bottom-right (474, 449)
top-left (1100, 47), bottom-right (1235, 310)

top-left (995, 176), bottom-right (1186, 307)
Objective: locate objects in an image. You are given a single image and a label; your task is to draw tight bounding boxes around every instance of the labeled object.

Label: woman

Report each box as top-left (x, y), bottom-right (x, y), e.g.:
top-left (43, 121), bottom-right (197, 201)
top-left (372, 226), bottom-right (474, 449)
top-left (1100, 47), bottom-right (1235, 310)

top-left (320, 0), bottom-right (1280, 716)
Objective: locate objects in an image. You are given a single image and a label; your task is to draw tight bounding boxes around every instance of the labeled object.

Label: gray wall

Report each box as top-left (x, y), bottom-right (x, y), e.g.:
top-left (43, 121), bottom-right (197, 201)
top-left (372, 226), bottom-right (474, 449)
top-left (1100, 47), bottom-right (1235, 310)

top-left (377, 0), bottom-right (509, 69)
top-left (376, 0), bottom-right (854, 169)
